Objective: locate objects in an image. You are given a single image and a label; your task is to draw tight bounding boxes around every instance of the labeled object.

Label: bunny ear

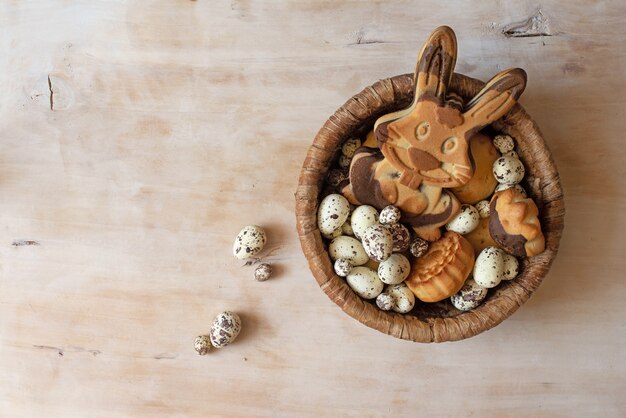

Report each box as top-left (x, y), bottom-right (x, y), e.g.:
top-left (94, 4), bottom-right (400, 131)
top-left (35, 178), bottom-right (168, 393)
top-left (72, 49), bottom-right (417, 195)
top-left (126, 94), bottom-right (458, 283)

top-left (414, 26), bottom-right (457, 103)
top-left (463, 68), bottom-right (527, 129)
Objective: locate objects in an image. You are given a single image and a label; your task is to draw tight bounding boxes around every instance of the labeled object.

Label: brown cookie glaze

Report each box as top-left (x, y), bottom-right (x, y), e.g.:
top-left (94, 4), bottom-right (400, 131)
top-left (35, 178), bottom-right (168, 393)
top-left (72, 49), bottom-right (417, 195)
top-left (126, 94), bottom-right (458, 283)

top-left (340, 148), bottom-right (392, 209)
top-left (405, 231), bottom-right (475, 302)
top-left (489, 188), bottom-right (545, 257)
top-left (341, 148), bottom-right (432, 214)
top-left (403, 188), bottom-right (460, 241)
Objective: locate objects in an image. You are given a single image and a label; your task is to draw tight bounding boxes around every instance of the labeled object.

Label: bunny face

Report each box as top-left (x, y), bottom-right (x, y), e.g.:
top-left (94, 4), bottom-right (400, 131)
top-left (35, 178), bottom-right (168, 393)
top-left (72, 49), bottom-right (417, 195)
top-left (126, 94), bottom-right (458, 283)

top-left (375, 26), bottom-right (527, 190)
top-left (379, 99), bottom-right (472, 189)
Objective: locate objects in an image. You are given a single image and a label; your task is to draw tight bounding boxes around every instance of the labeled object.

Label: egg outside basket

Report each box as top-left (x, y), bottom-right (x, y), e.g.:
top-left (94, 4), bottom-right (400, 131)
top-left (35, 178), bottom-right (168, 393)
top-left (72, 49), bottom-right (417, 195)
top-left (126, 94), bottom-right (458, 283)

top-left (295, 73), bottom-right (565, 342)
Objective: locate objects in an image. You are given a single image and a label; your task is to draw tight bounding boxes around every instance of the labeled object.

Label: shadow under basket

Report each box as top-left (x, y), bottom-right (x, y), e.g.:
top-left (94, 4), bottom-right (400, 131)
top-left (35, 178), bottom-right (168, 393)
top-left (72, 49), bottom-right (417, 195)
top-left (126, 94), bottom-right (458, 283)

top-left (295, 73), bottom-right (565, 343)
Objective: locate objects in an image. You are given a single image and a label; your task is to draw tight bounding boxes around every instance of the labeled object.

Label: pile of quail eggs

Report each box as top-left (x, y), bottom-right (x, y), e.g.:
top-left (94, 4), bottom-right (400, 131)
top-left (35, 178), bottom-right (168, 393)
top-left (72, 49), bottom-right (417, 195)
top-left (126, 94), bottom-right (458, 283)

top-left (318, 193), bottom-right (427, 314)
top-left (194, 224), bottom-right (272, 356)
top-left (318, 134), bottom-right (526, 314)
top-left (194, 311), bottom-right (243, 355)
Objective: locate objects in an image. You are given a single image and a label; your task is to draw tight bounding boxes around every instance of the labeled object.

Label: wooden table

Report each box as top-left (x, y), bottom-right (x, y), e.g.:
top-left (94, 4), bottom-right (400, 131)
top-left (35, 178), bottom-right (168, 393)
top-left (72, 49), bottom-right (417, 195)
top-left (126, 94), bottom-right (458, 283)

top-left (1, 1), bottom-right (624, 416)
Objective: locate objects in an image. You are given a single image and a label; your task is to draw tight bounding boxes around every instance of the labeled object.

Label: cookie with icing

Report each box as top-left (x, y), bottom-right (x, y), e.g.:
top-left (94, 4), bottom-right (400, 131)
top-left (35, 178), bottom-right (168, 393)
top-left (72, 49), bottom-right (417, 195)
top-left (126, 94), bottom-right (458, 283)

top-left (374, 26), bottom-right (527, 192)
top-left (489, 188), bottom-right (545, 257)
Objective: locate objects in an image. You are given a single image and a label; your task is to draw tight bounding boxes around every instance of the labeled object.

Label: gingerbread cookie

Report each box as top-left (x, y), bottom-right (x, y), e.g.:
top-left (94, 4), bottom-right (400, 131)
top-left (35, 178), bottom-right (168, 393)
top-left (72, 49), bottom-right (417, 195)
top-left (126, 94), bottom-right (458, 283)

top-left (405, 231), bottom-right (475, 302)
top-left (489, 188), bottom-right (545, 257)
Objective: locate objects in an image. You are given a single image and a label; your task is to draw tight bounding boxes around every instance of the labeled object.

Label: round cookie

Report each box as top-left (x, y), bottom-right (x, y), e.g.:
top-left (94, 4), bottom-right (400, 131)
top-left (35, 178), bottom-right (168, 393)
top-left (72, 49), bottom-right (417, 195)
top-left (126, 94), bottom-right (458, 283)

top-left (463, 216), bottom-right (498, 257)
top-left (450, 133), bottom-right (500, 204)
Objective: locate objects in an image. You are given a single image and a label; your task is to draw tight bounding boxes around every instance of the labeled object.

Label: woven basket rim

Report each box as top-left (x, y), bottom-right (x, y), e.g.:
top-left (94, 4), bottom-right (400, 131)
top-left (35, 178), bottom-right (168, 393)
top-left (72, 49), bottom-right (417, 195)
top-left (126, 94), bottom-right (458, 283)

top-left (295, 72), bottom-right (565, 343)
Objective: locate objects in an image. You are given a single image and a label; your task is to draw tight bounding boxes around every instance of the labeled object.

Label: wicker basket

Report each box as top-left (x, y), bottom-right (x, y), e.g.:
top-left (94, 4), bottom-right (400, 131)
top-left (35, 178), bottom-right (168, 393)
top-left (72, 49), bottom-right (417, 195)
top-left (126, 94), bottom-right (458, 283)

top-left (295, 72), bottom-right (565, 342)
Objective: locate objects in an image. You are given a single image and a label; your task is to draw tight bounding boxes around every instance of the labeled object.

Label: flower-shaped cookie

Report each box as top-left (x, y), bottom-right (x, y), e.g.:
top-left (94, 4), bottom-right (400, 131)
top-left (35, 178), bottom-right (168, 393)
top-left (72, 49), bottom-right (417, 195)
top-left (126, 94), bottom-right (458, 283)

top-left (405, 231), bottom-right (475, 302)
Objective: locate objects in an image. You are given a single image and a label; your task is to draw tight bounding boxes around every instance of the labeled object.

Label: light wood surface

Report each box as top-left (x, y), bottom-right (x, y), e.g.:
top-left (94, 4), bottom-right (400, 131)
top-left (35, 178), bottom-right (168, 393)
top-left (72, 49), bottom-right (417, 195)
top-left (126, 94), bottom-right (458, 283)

top-left (1, 1), bottom-right (624, 416)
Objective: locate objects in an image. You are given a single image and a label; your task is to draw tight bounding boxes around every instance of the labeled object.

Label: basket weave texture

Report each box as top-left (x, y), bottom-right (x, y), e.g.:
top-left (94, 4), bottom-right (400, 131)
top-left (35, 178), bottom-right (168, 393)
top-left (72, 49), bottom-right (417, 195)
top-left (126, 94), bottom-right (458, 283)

top-left (295, 73), bottom-right (565, 342)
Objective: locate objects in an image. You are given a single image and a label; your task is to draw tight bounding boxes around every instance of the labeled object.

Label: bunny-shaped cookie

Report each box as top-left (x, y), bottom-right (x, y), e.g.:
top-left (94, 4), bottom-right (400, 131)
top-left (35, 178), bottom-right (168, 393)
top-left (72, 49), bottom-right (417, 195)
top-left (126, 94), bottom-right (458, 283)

top-left (342, 26), bottom-right (527, 241)
top-left (341, 148), bottom-right (460, 241)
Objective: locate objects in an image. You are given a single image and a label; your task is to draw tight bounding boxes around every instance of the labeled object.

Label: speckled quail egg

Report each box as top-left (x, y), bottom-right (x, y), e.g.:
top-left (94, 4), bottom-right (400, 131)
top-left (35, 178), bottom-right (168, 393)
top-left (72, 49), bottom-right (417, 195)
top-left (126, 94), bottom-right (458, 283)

top-left (386, 283), bottom-right (416, 313)
top-left (493, 156), bottom-right (525, 185)
top-left (253, 263), bottom-right (272, 281)
top-left (341, 137), bottom-right (362, 158)
top-left (194, 335), bottom-right (212, 355)
top-left (326, 169), bottom-right (346, 187)
top-left (317, 194), bottom-right (350, 236)
top-left (338, 154), bottom-right (352, 168)
top-left (346, 266), bottom-right (384, 299)
top-left (321, 226), bottom-right (343, 240)
top-left (475, 200), bottom-right (491, 218)
top-left (233, 225), bottom-right (267, 260)
top-left (502, 253), bottom-right (520, 280)
top-left (341, 221), bottom-right (354, 236)
top-left (379, 205), bottom-right (401, 225)
top-left (378, 254), bottom-right (411, 285)
top-left (410, 238), bottom-right (429, 258)
top-left (210, 311), bottom-right (242, 348)
top-left (334, 258), bottom-right (353, 277)
top-left (376, 293), bottom-right (395, 311)
top-left (473, 246), bottom-right (505, 288)
top-left (494, 183), bottom-right (527, 197)
top-left (450, 279), bottom-right (489, 311)
top-left (351, 205), bottom-right (379, 239)
top-left (385, 223), bottom-right (411, 253)
top-left (328, 236), bottom-right (369, 266)
top-left (361, 224), bottom-right (393, 262)
top-left (445, 204), bottom-right (480, 235)
top-left (340, 211), bottom-right (354, 236)
top-left (493, 134), bottom-right (515, 154)
top-left (503, 150), bottom-right (519, 159)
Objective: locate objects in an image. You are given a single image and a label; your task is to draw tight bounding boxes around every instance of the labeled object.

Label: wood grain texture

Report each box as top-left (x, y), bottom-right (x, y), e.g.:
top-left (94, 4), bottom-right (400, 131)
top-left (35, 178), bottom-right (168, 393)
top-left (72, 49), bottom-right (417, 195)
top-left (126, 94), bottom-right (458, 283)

top-left (0, 1), bottom-right (624, 416)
